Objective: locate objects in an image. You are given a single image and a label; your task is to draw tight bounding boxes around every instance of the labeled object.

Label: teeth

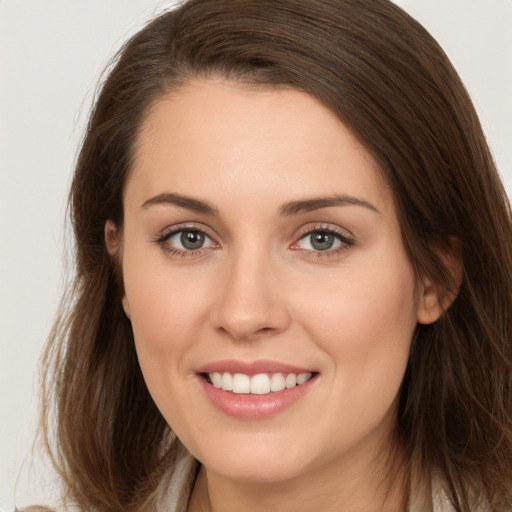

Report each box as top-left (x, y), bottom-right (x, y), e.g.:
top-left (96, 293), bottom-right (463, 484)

top-left (208, 371), bottom-right (312, 395)
top-left (221, 372), bottom-right (233, 391)
top-left (270, 373), bottom-right (286, 392)
top-left (211, 372), bottom-right (222, 388)
top-left (285, 373), bottom-right (297, 388)
top-left (251, 373), bottom-right (271, 395)
top-left (233, 373), bottom-right (251, 394)
top-left (297, 373), bottom-right (310, 385)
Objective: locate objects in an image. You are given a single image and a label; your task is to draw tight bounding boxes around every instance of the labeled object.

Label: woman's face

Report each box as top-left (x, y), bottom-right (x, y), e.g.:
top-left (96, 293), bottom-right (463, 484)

top-left (114, 80), bottom-right (432, 484)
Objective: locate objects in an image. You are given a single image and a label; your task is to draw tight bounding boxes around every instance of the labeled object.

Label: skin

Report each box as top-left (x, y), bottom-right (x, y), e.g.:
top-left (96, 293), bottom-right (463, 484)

top-left (106, 79), bottom-right (443, 512)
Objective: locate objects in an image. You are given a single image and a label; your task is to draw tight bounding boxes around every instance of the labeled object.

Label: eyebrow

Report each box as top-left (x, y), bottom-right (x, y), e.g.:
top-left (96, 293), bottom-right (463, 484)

top-left (141, 192), bottom-right (219, 215)
top-left (278, 195), bottom-right (380, 216)
top-left (141, 192), bottom-right (379, 216)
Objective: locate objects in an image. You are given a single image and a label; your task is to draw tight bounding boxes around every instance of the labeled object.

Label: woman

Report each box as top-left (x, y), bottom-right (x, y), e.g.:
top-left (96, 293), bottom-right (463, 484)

top-left (25, 0), bottom-right (512, 511)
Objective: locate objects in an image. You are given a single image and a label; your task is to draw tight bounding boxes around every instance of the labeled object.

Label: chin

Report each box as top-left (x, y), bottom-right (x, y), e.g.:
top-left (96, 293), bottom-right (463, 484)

top-left (207, 456), bottom-right (309, 484)
top-left (188, 430), bottom-right (314, 483)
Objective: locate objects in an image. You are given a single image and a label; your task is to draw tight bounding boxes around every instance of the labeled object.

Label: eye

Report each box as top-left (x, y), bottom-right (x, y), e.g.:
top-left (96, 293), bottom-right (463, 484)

top-left (291, 226), bottom-right (354, 255)
top-left (168, 229), bottom-right (213, 251)
top-left (156, 227), bottom-right (217, 256)
top-left (299, 231), bottom-right (342, 251)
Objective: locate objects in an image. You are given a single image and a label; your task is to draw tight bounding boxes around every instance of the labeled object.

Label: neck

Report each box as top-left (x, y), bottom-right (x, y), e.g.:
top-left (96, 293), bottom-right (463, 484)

top-left (188, 444), bottom-right (409, 512)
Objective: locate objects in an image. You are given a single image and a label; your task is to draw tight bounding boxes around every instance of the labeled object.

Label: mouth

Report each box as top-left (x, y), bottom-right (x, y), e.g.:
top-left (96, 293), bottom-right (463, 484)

top-left (202, 371), bottom-right (316, 395)
top-left (196, 360), bottom-right (319, 419)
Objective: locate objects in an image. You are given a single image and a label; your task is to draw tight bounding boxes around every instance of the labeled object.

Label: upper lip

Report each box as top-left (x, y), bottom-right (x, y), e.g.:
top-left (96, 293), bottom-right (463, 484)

top-left (196, 359), bottom-right (316, 376)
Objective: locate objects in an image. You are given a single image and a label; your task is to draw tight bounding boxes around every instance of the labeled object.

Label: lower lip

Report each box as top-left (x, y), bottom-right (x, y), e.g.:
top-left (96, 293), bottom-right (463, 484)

top-left (197, 374), bottom-right (318, 420)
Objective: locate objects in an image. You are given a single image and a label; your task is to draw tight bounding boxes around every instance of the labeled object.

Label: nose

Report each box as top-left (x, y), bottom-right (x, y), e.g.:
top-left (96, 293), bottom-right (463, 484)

top-left (213, 247), bottom-right (291, 341)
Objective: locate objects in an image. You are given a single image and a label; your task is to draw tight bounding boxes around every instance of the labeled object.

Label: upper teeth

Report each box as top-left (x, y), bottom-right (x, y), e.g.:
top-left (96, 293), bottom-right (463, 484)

top-left (208, 372), bottom-right (313, 395)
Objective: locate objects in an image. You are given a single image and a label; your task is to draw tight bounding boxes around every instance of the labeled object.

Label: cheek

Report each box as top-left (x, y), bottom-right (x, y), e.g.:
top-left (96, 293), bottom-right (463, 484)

top-left (286, 255), bottom-right (417, 452)
top-left (297, 253), bottom-right (417, 343)
top-left (121, 261), bottom-right (218, 432)
top-left (121, 248), bottom-right (213, 376)
top-left (295, 249), bottom-right (417, 402)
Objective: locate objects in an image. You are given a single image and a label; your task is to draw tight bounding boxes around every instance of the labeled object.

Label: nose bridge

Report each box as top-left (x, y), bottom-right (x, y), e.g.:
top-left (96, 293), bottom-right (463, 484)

top-left (214, 239), bottom-right (289, 340)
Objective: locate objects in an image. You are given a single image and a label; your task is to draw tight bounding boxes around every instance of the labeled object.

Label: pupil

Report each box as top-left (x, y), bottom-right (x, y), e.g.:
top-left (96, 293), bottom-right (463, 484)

top-left (311, 232), bottom-right (334, 251)
top-left (181, 230), bottom-right (204, 250)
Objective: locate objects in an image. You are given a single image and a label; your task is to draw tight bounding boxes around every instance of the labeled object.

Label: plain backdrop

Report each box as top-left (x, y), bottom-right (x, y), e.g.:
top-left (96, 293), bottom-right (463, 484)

top-left (1, 0), bottom-right (511, 509)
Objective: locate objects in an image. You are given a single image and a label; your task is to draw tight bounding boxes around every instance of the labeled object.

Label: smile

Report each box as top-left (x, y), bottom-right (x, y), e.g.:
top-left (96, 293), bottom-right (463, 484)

top-left (207, 372), bottom-right (313, 395)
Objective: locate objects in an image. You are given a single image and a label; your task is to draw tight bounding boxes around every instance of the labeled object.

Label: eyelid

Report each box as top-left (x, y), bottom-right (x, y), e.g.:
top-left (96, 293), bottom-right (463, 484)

top-left (156, 221), bottom-right (217, 239)
top-left (294, 223), bottom-right (353, 240)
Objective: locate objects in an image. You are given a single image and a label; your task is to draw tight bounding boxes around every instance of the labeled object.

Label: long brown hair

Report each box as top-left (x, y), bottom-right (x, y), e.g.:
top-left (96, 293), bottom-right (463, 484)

top-left (36, 0), bottom-right (512, 510)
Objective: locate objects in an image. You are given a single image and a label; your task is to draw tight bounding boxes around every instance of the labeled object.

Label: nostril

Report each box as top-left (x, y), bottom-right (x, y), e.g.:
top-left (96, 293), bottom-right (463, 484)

top-left (216, 324), bottom-right (278, 340)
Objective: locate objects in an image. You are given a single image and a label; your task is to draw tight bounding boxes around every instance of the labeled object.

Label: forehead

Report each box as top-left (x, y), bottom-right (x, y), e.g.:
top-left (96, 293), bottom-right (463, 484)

top-left (127, 79), bottom-right (392, 214)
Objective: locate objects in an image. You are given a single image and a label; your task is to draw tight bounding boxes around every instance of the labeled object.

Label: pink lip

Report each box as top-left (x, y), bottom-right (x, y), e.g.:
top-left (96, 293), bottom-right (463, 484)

top-left (195, 360), bottom-right (318, 420)
top-left (196, 359), bottom-right (314, 376)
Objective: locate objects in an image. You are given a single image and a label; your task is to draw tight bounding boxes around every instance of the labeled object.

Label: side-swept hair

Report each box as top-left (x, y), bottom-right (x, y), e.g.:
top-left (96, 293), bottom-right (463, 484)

top-left (37, 1), bottom-right (512, 510)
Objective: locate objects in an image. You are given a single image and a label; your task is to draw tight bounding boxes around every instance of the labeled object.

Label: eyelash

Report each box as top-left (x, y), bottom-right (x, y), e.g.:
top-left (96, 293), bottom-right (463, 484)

top-left (154, 224), bottom-right (355, 260)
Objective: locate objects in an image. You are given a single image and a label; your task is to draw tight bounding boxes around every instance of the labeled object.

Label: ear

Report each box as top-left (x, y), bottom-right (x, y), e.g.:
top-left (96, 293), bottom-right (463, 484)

top-left (104, 220), bottom-right (131, 319)
top-left (416, 276), bottom-right (445, 325)
top-left (105, 219), bottom-right (121, 257)
top-left (416, 248), bottom-right (462, 325)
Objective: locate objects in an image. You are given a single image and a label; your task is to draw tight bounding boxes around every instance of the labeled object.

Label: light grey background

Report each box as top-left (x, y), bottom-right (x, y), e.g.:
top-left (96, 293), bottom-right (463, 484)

top-left (1, 1), bottom-right (511, 509)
